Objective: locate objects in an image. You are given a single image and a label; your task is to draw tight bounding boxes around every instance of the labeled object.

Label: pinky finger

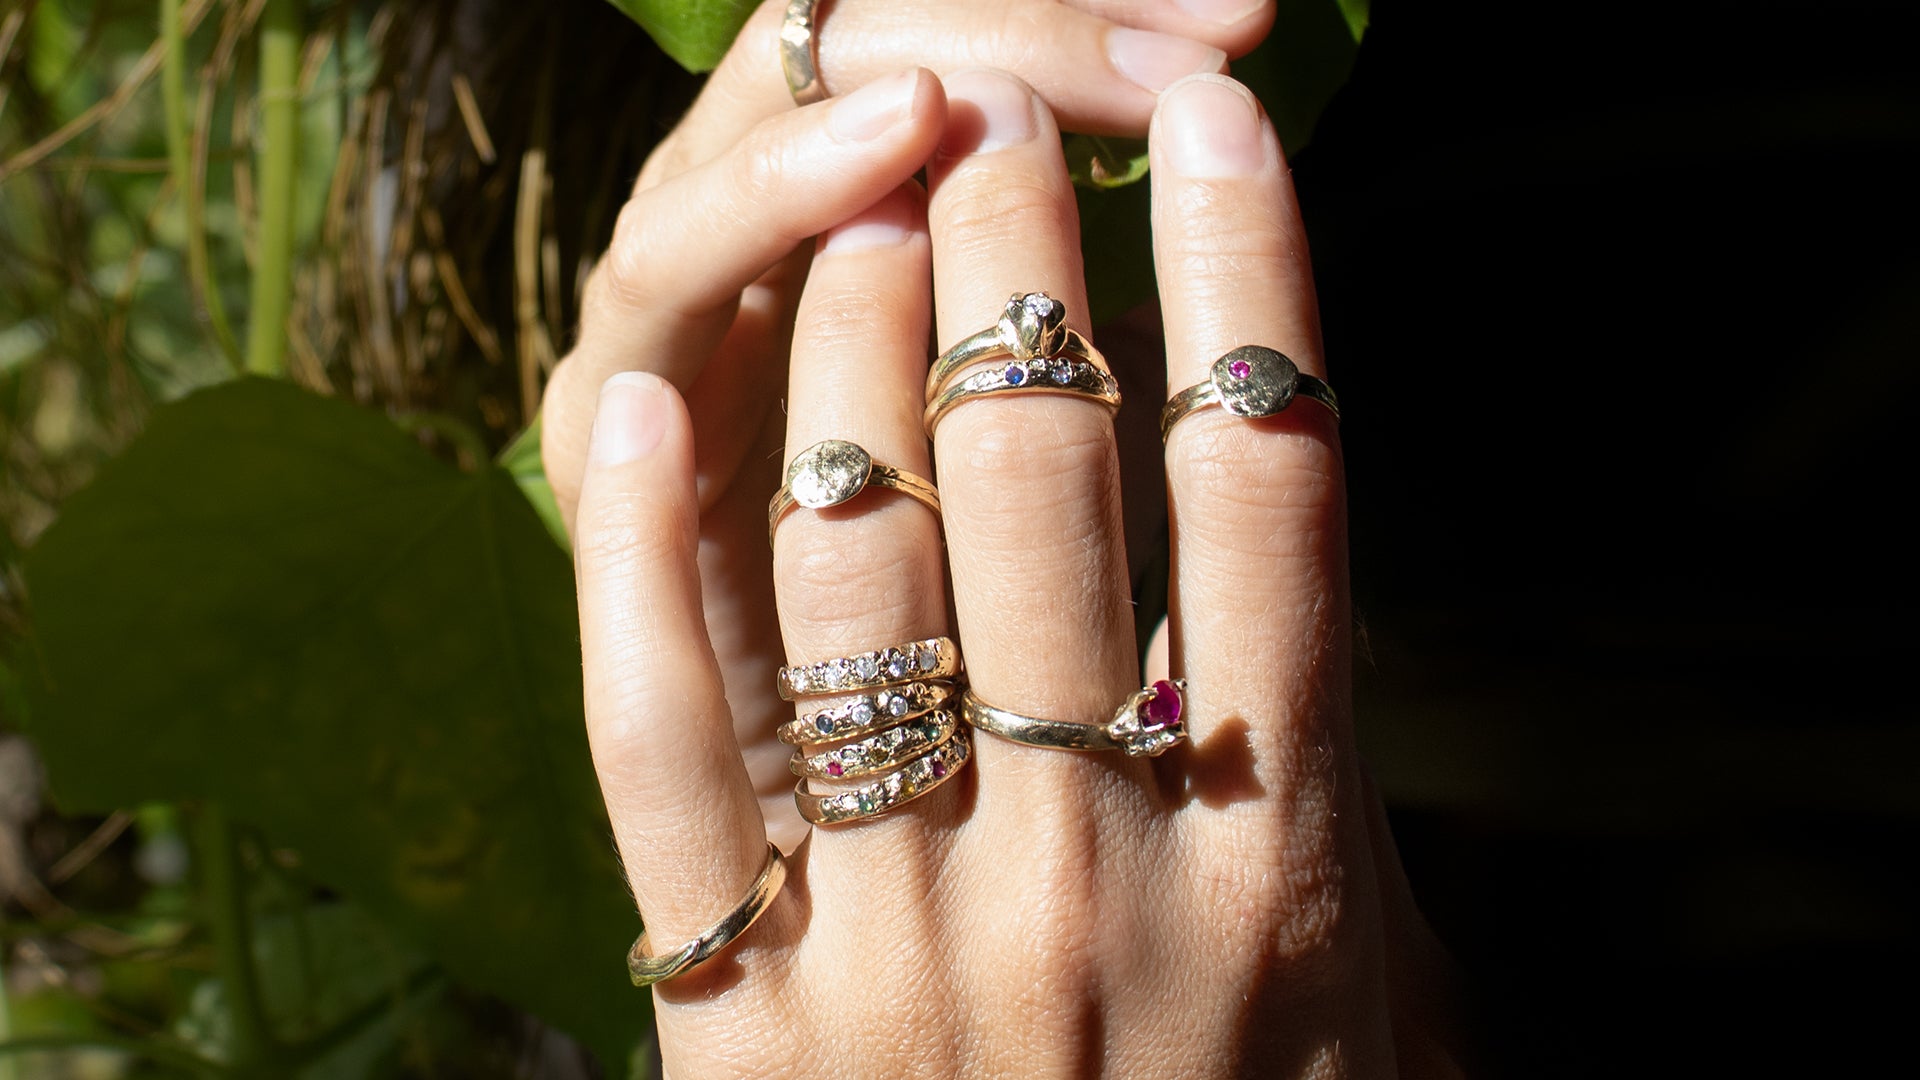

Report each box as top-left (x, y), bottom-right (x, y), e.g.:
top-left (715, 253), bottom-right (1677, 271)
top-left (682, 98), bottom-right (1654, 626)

top-left (573, 372), bottom-right (785, 980)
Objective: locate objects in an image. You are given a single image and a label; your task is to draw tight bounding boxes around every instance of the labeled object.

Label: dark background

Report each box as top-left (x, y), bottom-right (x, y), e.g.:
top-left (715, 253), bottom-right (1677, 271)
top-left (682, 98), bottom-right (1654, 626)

top-left (1300, 1), bottom-right (1920, 1073)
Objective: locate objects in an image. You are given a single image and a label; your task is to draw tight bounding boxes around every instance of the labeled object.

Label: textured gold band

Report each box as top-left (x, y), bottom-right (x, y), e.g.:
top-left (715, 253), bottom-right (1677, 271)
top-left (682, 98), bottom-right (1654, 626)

top-left (779, 0), bottom-right (827, 106)
top-left (1160, 345), bottom-right (1340, 443)
top-left (959, 680), bottom-right (1188, 757)
top-left (626, 842), bottom-right (787, 987)
top-left (768, 439), bottom-right (940, 545)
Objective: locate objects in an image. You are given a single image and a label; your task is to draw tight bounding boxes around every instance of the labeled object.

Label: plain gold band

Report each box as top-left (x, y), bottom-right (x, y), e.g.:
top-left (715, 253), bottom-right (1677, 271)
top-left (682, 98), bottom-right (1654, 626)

top-left (779, 0), bottom-right (827, 106)
top-left (626, 842), bottom-right (787, 987)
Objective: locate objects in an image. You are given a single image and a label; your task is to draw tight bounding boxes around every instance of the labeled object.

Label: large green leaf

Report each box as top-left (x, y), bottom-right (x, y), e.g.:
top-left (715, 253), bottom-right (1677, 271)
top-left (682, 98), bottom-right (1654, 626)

top-left (20, 379), bottom-right (645, 1063)
top-left (603, 0), bottom-right (757, 72)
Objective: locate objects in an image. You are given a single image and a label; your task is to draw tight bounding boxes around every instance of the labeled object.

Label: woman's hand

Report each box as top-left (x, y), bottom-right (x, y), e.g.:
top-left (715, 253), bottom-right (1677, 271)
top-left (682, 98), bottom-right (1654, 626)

top-left (542, 2), bottom-right (1273, 850)
top-left (569, 70), bottom-right (1463, 1077)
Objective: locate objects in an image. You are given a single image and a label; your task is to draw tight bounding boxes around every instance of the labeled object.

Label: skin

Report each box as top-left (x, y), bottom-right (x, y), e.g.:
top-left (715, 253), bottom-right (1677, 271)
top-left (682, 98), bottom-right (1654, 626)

top-left (545, 3), bottom-right (1466, 1075)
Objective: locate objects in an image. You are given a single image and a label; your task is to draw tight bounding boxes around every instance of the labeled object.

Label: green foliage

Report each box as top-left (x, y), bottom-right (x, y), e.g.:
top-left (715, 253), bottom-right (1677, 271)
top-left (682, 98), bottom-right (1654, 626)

top-left (601, 0), bottom-right (758, 72)
top-left (20, 379), bottom-right (646, 1063)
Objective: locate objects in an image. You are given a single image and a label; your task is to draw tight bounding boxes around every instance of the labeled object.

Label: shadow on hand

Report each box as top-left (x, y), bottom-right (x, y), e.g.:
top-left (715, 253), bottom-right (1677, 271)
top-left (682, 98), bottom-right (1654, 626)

top-left (1156, 715), bottom-right (1266, 810)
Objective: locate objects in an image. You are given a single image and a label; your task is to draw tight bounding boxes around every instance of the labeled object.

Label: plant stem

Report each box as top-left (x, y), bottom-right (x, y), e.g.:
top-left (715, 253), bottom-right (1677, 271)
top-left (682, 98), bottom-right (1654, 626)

top-left (163, 0), bottom-right (241, 369)
top-left (0, 1034), bottom-right (231, 1077)
top-left (244, 0), bottom-right (302, 377)
top-left (194, 805), bottom-right (276, 1074)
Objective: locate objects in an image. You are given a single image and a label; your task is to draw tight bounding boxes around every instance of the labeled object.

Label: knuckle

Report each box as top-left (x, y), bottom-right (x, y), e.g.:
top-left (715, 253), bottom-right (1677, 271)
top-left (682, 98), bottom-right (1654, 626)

top-left (574, 491), bottom-right (688, 574)
top-left (599, 201), bottom-right (658, 310)
top-left (799, 284), bottom-right (907, 357)
top-left (1169, 421), bottom-right (1341, 559)
top-left (776, 524), bottom-right (939, 644)
top-left (936, 178), bottom-right (1072, 257)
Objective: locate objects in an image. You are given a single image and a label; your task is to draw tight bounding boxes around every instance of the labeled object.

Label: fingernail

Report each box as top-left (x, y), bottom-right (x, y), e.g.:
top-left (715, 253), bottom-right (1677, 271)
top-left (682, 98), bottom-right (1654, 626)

top-left (1107, 28), bottom-right (1227, 94)
top-left (819, 191), bottom-right (917, 253)
top-left (589, 372), bottom-right (669, 465)
top-left (1159, 76), bottom-right (1266, 177)
top-left (829, 69), bottom-right (922, 141)
top-left (1174, 0), bottom-right (1265, 25)
top-left (941, 70), bottom-right (1038, 155)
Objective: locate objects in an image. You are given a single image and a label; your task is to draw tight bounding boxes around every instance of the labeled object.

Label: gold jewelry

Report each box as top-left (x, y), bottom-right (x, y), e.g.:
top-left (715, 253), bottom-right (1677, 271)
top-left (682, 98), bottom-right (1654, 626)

top-left (767, 439), bottom-right (940, 545)
top-left (959, 680), bottom-right (1187, 757)
top-left (777, 636), bottom-right (960, 700)
top-left (779, 0), bottom-right (827, 106)
top-left (1159, 346), bottom-right (1340, 443)
top-left (789, 708), bottom-right (958, 780)
top-left (776, 679), bottom-right (957, 746)
top-left (926, 292), bottom-right (1107, 399)
top-left (923, 357), bottom-right (1121, 438)
top-left (794, 730), bottom-right (972, 824)
top-left (626, 842), bottom-right (787, 987)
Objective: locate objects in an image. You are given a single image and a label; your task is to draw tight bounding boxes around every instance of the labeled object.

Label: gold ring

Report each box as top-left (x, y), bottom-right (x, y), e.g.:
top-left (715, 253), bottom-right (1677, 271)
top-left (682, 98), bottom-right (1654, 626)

top-left (768, 439), bottom-right (940, 545)
top-left (926, 292), bottom-right (1107, 399)
top-left (923, 357), bottom-right (1122, 438)
top-left (777, 636), bottom-right (960, 700)
top-left (626, 842), bottom-right (787, 987)
top-left (789, 708), bottom-right (959, 780)
top-left (795, 730), bottom-right (972, 824)
top-left (779, 0), bottom-right (827, 106)
top-left (776, 679), bottom-right (957, 745)
top-left (958, 680), bottom-right (1187, 757)
top-left (1160, 346), bottom-right (1340, 443)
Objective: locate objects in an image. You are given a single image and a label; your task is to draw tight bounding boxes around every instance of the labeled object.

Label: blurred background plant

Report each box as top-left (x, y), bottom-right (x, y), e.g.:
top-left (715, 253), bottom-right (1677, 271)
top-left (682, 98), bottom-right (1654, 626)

top-left (0, 1), bottom-right (1365, 1076)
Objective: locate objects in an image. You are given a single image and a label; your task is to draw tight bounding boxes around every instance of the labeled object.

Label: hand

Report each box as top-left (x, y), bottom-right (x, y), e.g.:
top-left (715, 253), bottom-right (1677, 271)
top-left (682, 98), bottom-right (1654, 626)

top-left (541, 2), bottom-right (1271, 849)
top-left (569, 70), bottom-right (1464, 1077)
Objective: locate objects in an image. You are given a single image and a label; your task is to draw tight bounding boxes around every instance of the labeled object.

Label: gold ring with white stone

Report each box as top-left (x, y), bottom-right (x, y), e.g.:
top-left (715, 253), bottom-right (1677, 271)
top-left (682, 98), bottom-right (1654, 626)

top-left (767, 439), bottom-right (940, 545)
top-left (926, 291), bottom-right (1109, 400)
top-left (776, 636), bottom-right (960, 701)
top-left (789, 708), bottom-right (960, 781)
top-left (1159, 345), bottom-right (1340, 444)
top-left (794, 730), bottom-right (972, 825)
top-left (776, 679), bottom-right (957, 746)
top-left (779, 0), bottom-right (827, 106)
top-left (922, 358), bottom-right (1122, 438)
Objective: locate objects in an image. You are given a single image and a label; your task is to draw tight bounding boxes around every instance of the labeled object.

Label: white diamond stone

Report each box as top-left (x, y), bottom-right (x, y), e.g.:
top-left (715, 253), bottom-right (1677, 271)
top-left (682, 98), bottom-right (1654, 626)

top-left (918, 645), bottom-right (939, 671)
top-left (854, 655), bottom-right (879, 680)
top-left (888, 695), bottom-right (909, 717)
top-left (886, 654), bottom-right (909, 678)
top-left (825, 658), bottom-right (849, 686)
top-left (850, 701), bottom-right (874, 725)
top-left (1023, 293), bottom-right (1054, 319)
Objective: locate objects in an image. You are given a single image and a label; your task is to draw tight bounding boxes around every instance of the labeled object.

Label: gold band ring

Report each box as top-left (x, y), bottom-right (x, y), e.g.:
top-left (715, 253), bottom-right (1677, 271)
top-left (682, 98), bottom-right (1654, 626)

top-left (789, 708), bottom-right (959, 780)
top-left (959, 680), bottom-right (1188, 757)
top-left (768, 439), bottom-right (940, 545)
top-left (1160, 346), bottom-right (1340, 443)
top-left (927, 292), bottom-right (1107, 399)
top-left (626, 842), bottom-right (787, 987)
top-left (777, 636), bottom-right (960, 700)
top-left (795, 730), bottom-right (972, 824)
top-left (923, 359), bottom-right (1122, 438)
top-left (776, 679), bottom-right (957, 746)
top-left (779, 0), bottom-right (827, 106)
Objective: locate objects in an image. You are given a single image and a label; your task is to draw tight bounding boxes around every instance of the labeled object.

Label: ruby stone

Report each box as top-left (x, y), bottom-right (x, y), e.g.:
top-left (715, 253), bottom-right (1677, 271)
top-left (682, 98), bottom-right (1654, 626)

top-left (1145, 680), bottom-right (1182, 726)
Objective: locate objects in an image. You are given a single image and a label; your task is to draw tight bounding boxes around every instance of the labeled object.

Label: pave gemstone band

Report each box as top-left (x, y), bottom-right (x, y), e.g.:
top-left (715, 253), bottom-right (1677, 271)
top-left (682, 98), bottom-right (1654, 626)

top-left (627, 842), bottom-right (787, 987)
top-left (776, 679), bottom-right (957, 746)
top-left (1159, 345), bottom-right (1340, 443)
top-left (777, 636), bottom-right (960, 700)
top-left (767, 439), bottom-right (940, 544)
top-left (959, 680), bottom-right (1188, 757)
top-left (794, 730), bottom-right (973, 825)
top-left (779, 0), bottom-right (827, 106)
top-left (789, 708), bottom-right (959, 780)
top-left (923, 355), bottom-right (1122, 437)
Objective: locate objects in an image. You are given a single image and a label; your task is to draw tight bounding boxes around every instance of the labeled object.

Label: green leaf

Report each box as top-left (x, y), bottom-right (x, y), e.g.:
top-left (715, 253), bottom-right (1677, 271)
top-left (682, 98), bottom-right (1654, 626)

top-left (498, 415), bottom-right (568, 550)
top-left (1237, 0), bottom-right (1365, 157)
top-left (20, 379), bottom-right (646, 1064)
top-left (602, 0), bottom-right (758, 72)
top-left (1064, 136), bottom-right (1151, 190)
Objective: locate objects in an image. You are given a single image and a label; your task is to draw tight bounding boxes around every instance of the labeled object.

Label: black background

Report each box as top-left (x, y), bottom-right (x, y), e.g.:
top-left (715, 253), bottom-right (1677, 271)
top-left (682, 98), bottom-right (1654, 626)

top-left (1298, 1), bottom-right (1919, 1073)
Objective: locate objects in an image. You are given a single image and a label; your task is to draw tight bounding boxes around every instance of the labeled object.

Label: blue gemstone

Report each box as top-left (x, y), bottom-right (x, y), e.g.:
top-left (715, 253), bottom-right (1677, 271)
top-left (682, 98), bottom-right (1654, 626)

top-left (815, 715), bottom-right (835, 735)
top-left (1004, 364), bottom-right (1026, 386)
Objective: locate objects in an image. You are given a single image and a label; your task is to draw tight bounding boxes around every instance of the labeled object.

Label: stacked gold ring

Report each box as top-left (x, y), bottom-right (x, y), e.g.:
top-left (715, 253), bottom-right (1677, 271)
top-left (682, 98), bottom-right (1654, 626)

top-left (1159, 345), bottom-right (1340, 443)
top-left (769, 439), bottom-right (940, 546)
top-left (923, 292), bottom-right (1121, 437)
top-left (779, 636), bottom-right (972, 824)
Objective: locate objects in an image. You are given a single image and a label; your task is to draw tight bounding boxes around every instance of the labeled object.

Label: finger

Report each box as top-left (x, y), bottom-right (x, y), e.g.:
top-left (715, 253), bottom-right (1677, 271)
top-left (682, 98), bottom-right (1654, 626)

top-left (926, 70), bottom-right (1139, 783)
top-left (573, 372), bottom-right (778, 965)
top-left (1061, 0), bottom-right (1276, 50)
top-left (542, 67), bottom-right (946, 527)
top-left (640, 0), bottom-right (1229, 189)
top-left (773, 185), bottom-right (957, 829)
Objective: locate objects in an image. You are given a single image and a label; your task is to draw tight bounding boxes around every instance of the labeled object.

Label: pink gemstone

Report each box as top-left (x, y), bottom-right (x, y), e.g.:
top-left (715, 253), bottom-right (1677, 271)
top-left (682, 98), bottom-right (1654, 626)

top-left (826, 760), bottom-right (844, 777)
top-left (1228, 359), bottom-right (1252, 380)
top-left (1145, 680), bottom-right (1182, 726)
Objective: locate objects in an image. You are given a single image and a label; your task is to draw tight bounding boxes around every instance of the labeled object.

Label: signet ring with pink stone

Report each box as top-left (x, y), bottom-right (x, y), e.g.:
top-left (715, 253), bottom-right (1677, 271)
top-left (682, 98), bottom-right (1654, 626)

top-left (958, 679), bottom-right (1188, 757)
top-left (1159, 345), bottom-right (1341, 444)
